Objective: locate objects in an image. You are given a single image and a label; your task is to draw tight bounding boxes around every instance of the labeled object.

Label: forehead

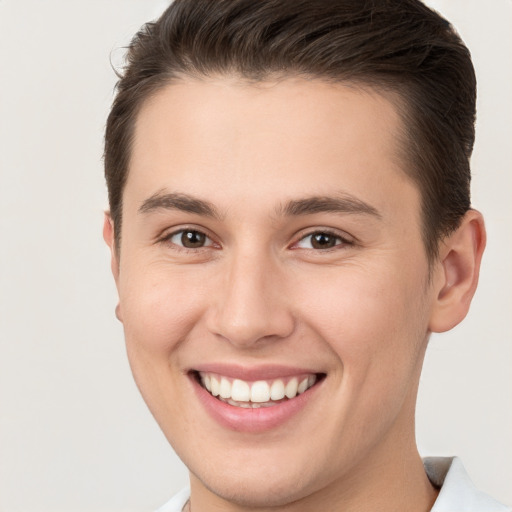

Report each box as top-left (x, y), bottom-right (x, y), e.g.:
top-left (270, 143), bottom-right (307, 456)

top-left (127, 76), bottom-right (417, 220)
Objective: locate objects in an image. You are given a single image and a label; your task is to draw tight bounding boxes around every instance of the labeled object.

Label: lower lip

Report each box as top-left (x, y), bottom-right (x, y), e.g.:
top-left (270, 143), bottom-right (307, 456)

top-left (191, 374), bottom-right (322, 433)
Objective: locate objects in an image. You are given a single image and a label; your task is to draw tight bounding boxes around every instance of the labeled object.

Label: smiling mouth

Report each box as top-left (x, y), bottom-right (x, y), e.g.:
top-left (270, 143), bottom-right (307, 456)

top-left (195, 371), bottom-right (324, 409)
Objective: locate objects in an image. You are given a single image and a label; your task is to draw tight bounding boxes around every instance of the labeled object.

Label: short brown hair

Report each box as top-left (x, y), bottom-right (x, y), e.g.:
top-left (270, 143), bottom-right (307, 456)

top-left (104, 0), bottom-right (476, 262)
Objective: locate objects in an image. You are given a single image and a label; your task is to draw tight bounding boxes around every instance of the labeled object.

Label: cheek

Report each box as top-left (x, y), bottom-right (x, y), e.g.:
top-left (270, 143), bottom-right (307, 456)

top-left (119, 264), bottom-right (208, 357)
top-left (295, 264), bottom-right (429, 378)
top-left (117, 265), bottom-right (210, 432)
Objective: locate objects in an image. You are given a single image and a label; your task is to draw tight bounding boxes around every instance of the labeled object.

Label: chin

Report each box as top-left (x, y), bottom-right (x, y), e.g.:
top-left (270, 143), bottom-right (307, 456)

top-left (184, 444), bottom-right (331, 509)
top-left (196, 469), bottom-right (316, 509)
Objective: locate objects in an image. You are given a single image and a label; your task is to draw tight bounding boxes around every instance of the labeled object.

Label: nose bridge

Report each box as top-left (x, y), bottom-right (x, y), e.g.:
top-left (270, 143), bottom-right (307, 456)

top-left (208, 245), bottom-right (294, 347)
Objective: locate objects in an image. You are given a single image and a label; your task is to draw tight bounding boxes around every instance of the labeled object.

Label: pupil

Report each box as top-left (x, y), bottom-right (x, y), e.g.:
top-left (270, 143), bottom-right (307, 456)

top-left (181, 230), bottom-right (205, 248)
top-left (312, 233), bottom-right (336, 249)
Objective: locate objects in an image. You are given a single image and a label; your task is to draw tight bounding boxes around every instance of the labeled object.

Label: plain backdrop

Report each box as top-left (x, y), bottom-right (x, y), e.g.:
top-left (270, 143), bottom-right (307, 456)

top-left (0, 1), bottom-right (510, 511)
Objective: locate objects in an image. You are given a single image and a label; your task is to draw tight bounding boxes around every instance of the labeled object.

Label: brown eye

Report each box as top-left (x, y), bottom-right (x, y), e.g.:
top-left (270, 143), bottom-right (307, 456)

top-left (295, 231), bottom-right (349, 250)
top-left (181, 230), bottom-right (206, 248)
top-left (168, 229), bottom-right (213, 249)
top-left (310, 232), bottom-right (338, 249)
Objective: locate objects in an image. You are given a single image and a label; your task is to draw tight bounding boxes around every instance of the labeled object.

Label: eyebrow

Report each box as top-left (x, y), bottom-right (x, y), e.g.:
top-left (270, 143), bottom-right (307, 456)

top-left (138, 190), bottom-right (381, 220)
top-left (138, 191), bottom-right (221, 219)
top-left (278, 195), bottom-right (382, 219)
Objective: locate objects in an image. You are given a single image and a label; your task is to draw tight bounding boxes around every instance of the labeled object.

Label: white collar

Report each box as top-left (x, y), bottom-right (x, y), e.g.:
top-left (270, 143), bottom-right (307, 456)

top-left (425, 456), bottom-right (510, 511)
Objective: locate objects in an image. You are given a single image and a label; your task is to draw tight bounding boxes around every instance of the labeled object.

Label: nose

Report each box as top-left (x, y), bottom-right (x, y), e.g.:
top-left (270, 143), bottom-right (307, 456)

top-left (206, 250), bottom-right (295, 348)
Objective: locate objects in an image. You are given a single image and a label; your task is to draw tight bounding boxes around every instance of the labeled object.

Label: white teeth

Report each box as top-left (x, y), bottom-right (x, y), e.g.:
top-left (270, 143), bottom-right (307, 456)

top-left (298, 377), bottom-right (309, 394)
top-left (219, 377), bottom-right (231, 399)
top-left (203, 374), bottom-right (212, 392)
top-left (285, 377), bottom-right (299, 399)
top-left (199, 372), bottom-right (319, 406)
top-left (251, 381), bottom-right (270, 402)
top-left (210, 376), bottom-right (220, 396)
top-left (231, 379), bottom-right (250, 401)
top-left (270, 379), bottom-right (285, 400)
top-left (255, 401), bottom-right (276, 408)
top-left (222, 397), bottom-right (279, 409)
top-left (226, 398), bottom-right (252, 408)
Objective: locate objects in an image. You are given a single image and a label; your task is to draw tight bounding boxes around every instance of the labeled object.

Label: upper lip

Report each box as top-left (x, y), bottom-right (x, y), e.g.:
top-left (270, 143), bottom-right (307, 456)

top-left (190, 363), bottom-right (322, 381)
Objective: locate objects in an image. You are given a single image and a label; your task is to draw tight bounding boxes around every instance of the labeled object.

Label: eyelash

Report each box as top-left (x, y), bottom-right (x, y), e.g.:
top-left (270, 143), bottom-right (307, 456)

top-left (158, 228), bottom-right (218, 251)
top-left (293, 229), bottom-right (354, 251)
top-left (158, 227), bottom-right (353, 252)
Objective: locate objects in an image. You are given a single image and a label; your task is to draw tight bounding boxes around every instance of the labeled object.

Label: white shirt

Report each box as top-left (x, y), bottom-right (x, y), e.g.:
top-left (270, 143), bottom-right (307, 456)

top-left (155, 457), bottom-right (510, 512)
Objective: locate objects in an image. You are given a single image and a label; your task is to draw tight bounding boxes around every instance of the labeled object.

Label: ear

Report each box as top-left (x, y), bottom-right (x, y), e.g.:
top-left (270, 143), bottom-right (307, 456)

top-left (103, 212), bottom-right (120, 284)
top-left (429, 210), bottom-right (486, 333)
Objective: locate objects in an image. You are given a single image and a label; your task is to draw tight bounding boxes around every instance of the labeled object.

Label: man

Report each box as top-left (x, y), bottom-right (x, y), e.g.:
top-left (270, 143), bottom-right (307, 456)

top-left (102, 1), bottom-right (508, 510)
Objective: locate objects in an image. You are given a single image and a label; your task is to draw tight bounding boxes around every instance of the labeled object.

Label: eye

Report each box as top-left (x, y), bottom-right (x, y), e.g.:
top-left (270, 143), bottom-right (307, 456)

top-left (295, 231), bottom-right (350, 250)
top-left (166, 229), bottom-right (214, 249)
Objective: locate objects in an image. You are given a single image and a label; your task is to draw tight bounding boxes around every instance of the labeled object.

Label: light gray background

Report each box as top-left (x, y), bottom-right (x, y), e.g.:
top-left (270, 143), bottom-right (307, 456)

top-left (0, 1), bottom-right (510, 511)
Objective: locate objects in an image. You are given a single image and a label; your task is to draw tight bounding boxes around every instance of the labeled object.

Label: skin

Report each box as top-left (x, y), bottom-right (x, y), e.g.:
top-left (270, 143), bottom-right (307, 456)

top-left (104, 77), bottom-right (485, 512)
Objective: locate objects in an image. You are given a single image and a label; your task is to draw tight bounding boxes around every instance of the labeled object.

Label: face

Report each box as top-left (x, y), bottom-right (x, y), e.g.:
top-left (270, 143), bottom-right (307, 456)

top-left (109, 77), bottom-right (439, 508)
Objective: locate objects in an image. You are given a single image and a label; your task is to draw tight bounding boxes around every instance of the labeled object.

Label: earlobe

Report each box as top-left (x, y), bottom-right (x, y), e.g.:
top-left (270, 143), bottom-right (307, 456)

top-left (103, 212), bottom-right (120, 283)
top-left (429, 210), bottom-right (486, 333)
top-left (115, 303), bottom-right (123, 322)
